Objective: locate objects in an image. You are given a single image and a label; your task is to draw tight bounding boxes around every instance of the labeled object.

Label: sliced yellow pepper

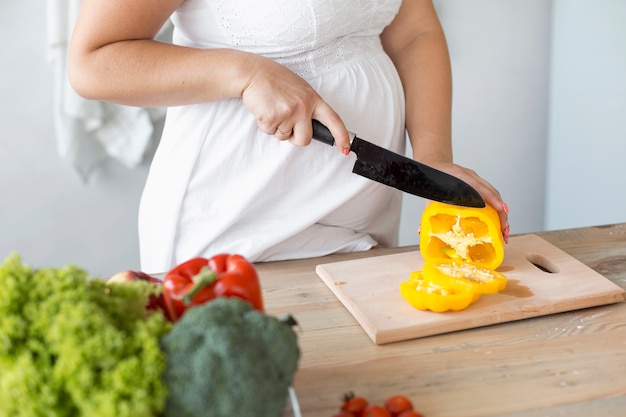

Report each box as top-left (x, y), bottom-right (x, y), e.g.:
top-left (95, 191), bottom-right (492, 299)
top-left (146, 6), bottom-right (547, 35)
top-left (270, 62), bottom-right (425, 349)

top-left (420, 201), bottom-right (504, 270)
top-left (399, 271), bottom-right (481, 313)
top-left (422, 259), bottom-right (507, 295)
top-left (401, 202), bottom-right (508, 313)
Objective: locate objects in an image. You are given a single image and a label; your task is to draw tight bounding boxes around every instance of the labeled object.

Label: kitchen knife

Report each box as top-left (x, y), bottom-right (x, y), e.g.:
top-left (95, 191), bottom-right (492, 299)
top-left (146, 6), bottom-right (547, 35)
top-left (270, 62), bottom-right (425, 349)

top-left (312, 120), bottom-right (485, 208)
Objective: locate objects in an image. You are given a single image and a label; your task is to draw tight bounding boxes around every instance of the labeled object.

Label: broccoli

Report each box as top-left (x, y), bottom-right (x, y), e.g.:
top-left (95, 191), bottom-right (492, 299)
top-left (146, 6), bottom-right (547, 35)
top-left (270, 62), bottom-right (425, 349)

top-left (0, 253), bottom-right (171, 417)
top-left (160, 297), bottom-right (300, 417)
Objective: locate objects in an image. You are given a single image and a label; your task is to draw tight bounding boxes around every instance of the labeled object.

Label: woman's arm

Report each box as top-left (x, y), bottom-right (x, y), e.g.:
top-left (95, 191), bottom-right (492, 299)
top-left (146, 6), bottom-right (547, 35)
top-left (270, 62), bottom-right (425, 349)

top-left (67, 0), bottom-right (350, 148)
top-left (381, 0), bottom-right (509, 236)
top-left (381, 0), bottom-right (452, 165)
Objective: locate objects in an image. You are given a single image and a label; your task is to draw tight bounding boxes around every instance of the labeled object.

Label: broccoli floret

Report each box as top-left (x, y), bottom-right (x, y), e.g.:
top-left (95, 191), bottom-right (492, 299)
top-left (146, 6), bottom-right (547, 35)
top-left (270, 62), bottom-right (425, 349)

top-left (0, 253), bottom-right (171, 417)
top-left (161, 297), bottom-right (300, 417)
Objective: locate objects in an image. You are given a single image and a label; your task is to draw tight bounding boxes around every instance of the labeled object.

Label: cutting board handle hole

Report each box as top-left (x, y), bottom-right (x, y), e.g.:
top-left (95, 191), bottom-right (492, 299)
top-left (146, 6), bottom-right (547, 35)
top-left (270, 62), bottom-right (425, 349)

top-left (526, 254), bottom-right (560, 274)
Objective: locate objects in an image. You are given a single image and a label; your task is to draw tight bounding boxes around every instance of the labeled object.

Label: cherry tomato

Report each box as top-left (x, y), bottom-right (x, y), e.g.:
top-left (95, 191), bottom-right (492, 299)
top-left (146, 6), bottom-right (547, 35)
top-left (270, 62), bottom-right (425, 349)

top-left (397, 410), bottom-right (425, 417)
top-left (384, 395), bottom-right (413, 416)
top-left (362, 404), bottom-right (392, 417)
top-left (341, 392), bottom-right (368, 415)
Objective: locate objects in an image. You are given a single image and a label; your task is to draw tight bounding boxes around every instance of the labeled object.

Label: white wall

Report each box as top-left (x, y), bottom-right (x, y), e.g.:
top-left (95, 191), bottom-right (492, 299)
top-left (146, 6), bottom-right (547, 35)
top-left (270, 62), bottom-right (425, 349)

top-left (545, 0), bottom-right (626, 230)
top-left (1, 0), bottom-right (150, 277)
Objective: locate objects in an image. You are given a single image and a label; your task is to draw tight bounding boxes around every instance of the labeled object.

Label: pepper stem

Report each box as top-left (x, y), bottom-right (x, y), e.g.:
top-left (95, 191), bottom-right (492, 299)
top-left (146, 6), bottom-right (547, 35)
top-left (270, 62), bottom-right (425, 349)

top-left (182, 266), bottom-right (217, 305)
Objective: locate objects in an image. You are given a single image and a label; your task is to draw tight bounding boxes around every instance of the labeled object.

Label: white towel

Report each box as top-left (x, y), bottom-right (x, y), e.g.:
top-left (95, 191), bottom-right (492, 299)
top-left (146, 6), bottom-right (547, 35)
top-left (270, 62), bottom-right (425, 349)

top-left (46, 0), bottom-right (169, 179)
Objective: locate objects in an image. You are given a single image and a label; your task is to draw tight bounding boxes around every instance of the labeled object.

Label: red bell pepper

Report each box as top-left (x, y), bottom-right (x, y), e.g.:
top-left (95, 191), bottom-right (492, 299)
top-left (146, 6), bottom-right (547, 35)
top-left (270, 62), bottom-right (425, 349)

top-left (162, 254), bottom-right (264, 321)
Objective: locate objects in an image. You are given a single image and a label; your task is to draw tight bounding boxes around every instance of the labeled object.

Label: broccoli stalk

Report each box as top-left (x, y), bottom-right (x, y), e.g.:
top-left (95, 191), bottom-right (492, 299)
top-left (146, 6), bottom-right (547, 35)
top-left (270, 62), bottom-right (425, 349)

top-left (160, 297), bottom-right (300, 417)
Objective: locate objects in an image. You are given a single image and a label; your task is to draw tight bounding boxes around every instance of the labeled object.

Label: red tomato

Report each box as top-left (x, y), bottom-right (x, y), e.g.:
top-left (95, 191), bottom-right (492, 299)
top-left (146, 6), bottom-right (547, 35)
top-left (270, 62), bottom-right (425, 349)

top-left (384, 395), bottom-right (413, 416)
top-left (341, 393), bottom-right (368, 415)
top-left (362, 405), bottom-right (392, 417)
top-left (397, 411), bottom-right (425, 417)
top-left (341, 393), bottom-right (367, 416)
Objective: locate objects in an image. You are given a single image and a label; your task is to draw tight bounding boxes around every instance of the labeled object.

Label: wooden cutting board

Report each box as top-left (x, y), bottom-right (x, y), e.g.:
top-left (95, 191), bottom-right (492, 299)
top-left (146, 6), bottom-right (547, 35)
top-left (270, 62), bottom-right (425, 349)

top-left (315, 234), bottom-right (626, 344)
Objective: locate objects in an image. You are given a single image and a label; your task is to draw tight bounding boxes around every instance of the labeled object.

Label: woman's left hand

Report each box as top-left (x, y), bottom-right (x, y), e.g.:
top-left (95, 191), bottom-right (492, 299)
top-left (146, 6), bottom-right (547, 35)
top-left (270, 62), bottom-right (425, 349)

top-left (425, 161), bottom-right (510, 243)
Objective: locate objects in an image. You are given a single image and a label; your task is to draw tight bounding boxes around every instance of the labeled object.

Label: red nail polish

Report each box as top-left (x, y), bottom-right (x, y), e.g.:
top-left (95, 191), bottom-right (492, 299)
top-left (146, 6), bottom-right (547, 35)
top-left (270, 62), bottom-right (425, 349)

top-left (502, 201), bottom-right (510, 215)
top-left (503, 225), bottom-right (510, 244)
top-left (343, 147), bottom-right (350, 156)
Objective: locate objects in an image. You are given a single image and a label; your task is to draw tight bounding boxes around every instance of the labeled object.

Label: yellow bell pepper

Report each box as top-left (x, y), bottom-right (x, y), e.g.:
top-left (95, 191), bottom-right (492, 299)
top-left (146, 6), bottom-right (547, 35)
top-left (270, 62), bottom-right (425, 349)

top-left (399, 271), bottom-right (481, 313)
top-left (422, 259), bottom-right (507, 295)
top-left (400, 201), bottom-right (508, 313)
top-left (420, 201), bottom-right (505, 270)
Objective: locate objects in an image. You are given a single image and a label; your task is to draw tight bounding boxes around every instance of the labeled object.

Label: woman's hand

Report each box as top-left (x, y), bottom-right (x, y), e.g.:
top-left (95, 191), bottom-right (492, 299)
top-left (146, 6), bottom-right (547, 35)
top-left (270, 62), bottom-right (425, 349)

top-left (425, 161), bottom-right (510, 242)
top-left (240, 55), bottom-right (351, 152)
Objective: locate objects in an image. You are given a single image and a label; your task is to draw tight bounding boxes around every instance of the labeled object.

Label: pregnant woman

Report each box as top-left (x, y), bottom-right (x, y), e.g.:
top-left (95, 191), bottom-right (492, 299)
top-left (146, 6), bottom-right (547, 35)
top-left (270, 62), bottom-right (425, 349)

top-left (68, 0), bottom-right (508, 273)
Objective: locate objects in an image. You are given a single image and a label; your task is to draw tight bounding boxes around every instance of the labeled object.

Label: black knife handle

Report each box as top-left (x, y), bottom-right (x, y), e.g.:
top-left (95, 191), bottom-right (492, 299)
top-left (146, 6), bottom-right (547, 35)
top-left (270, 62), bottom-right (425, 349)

top-left (311, 119), bottom-right (358, 148)
top-left (311, 119), bottom-right (336, 146)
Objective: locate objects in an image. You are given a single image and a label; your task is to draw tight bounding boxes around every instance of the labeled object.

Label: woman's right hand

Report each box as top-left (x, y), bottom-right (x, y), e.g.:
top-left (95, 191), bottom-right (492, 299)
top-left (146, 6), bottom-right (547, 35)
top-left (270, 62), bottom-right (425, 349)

top-left (240, 55), bottom-right (351, 152)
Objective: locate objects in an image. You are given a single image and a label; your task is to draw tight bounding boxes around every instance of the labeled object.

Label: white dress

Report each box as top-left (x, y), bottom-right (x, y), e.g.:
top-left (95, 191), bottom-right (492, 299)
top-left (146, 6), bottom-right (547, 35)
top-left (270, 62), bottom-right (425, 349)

top-left (139, 0), bottom-right (406, 273)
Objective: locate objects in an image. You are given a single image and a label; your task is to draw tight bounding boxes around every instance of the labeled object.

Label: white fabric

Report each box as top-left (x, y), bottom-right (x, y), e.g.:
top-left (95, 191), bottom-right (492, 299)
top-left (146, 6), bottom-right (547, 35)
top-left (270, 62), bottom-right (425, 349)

top-left (46, 0), bottom-right (167, 179)
top-left (139, 0), bottom-right (406, 272)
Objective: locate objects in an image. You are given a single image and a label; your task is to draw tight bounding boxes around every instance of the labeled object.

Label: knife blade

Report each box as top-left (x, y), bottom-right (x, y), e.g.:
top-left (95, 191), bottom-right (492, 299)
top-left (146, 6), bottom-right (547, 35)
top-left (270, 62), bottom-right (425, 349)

top-left (311, 120), bottom-right (485, 208)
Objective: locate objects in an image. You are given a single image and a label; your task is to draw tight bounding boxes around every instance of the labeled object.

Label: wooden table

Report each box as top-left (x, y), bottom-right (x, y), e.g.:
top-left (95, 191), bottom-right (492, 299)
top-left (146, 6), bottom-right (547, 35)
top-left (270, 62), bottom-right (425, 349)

top-left (255, 223), bottom-right (626, 417)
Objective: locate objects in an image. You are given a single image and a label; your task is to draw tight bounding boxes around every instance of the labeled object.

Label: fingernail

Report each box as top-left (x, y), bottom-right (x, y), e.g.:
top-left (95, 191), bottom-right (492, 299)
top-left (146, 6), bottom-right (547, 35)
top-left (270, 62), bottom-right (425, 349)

top-left (502, 201), bottom-right (510, 215)
top-left (503, 225), bottom-right (510, 244)
top-left (417, 225), bottom-right (421, 235)
top-left (343, 147), bottom-right (350, 156)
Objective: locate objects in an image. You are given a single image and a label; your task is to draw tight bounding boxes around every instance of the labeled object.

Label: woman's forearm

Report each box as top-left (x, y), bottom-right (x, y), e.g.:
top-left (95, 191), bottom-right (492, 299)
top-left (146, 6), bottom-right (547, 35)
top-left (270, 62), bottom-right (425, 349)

top-left (381, 0), bottom-right (453, 164)
top-left (68, 40), bottom-right (258, 107)
top-left (395, 29), bottom-right (453, 164)
top-left (66, 0), bottom-right (267, 107)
